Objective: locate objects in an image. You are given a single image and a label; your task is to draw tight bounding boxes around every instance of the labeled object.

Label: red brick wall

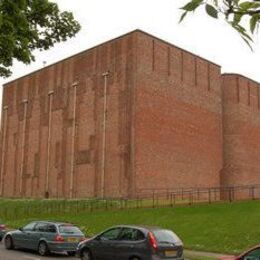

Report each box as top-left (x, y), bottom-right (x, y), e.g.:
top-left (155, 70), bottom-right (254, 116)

top-left (134, 32), bottom-right (223, 193)
top-left (2, 30), bottom-right (258, 199)
top-left (222, 74), bottom-right (260, 187)
top-left (0, 32), bottom-right (136, 198)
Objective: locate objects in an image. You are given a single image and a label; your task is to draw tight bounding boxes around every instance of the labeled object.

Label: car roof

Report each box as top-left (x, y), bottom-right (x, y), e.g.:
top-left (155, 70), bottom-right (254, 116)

top-left (110, 224), bottom-right (164, 231)
top-left (30, 220), bottom-right (74, 226)
top-left (239, 245), bottom-right (260, 257)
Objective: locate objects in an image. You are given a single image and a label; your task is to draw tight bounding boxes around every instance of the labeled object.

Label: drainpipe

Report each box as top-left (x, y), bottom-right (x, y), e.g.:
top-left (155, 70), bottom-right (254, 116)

top-left (19, 99), bottom-right (28, 196)
top-left (45, 91), bottom-right (54, 197)
top-left (0, 106), bottom-right (8, 196)
top-left (69, 81), bottom-right (78, 199)
top-left (101, 71), bottom-right (110, 198)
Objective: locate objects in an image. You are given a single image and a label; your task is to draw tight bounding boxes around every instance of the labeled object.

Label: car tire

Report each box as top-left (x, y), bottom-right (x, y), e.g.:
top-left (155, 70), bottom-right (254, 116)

top-left (4, 235), bottom-right (14, 250)
top-left (38, 241), bottom-right (49, 256)
top-left (130, 257), bottom-right (141, 260)
top-left (67, 251), bottom-right (76, 256)
top-left (81, 248), bottom-right (92, 260)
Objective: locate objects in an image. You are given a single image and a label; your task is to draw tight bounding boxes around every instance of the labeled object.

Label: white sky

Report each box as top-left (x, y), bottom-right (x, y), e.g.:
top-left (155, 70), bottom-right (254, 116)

top-left (1, 0), bottom-right (260, 108)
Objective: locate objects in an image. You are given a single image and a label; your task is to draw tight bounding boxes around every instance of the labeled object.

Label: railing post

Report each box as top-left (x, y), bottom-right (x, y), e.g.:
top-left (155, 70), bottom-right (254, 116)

top-left (229, 187), bottom-right (232, 202)
top-left (252, 186), bottom-right (255, 200)
top-left (189, 192), bottom-right (193, 205)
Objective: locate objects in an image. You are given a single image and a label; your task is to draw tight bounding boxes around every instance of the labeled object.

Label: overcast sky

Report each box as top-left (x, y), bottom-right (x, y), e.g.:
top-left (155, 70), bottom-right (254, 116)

top-left (1, 0), bottom-right (260, 108)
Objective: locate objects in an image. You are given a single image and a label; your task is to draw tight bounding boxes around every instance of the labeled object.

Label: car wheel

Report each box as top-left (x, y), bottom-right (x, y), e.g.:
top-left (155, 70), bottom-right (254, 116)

top-left (4, 235), bottom-right (14, 250)
top-left (81, 248), bottom-right (92, 260)
top-left (130, 257), bottom-right (141, 260)
top-left (67, 251), bottom-right (76, 256)
top-left (38, 241), bottom-right (49, 256)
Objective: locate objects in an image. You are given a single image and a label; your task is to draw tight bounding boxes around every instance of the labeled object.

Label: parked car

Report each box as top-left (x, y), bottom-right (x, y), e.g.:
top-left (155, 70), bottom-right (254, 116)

top-left (4, 220), bottom-right (85, 256)
top-left (76, 225), bottom-right (184, 260)
top-left (0, 221), bottom-right (6, 241)
top-left (221, 245), bottom-right (260, 260)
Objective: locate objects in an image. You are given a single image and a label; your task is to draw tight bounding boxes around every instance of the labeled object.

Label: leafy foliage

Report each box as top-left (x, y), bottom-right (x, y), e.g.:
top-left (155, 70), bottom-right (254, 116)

top-left (0, 0), bottom-right (81, 77)
top-left (180, 0), bottom-right (260, 47)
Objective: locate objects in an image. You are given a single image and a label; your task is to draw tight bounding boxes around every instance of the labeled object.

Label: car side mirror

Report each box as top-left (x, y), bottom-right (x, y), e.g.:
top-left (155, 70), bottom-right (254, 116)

top-left (19, 227), bottom-right (23, 232)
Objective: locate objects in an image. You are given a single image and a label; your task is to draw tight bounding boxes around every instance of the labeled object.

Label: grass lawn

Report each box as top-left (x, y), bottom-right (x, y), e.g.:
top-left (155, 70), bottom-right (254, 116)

top-left (1, 199), bottom-right (260, 255)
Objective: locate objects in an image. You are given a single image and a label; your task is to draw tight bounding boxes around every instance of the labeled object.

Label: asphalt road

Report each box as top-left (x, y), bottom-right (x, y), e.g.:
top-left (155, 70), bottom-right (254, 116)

top-left (0, 242), bottom-right (77, 260)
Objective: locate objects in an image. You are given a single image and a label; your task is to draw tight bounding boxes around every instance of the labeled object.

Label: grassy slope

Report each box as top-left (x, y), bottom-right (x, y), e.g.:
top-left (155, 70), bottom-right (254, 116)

top-left (1, 200), bottom-right (260, 254)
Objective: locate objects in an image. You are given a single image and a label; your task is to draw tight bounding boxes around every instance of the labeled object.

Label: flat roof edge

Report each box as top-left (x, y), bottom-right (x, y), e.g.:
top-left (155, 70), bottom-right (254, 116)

top-left (222, 73), bottom-right (260, 85)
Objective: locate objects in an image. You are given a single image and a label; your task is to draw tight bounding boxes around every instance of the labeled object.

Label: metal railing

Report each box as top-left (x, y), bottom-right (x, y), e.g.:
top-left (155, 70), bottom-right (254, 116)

top-left (0, 184), bottom-right (259, 221)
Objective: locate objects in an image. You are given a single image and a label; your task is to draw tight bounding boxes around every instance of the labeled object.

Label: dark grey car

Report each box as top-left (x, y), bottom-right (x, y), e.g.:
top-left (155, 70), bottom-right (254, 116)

top-left (76, 225), bottom-right (184, 260)
top-left (4, 220), bottom-right (85, 256)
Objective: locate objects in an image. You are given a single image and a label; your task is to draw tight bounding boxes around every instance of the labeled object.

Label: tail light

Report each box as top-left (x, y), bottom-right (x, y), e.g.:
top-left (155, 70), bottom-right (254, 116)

top-left (148, 232), bottom-right (158, 250)
top-left (80, 237), bottom-right (86, 242)
top-left (0, 224), bottom-right (6, 229)
top-left (55, 235), bottom-right (65, 242)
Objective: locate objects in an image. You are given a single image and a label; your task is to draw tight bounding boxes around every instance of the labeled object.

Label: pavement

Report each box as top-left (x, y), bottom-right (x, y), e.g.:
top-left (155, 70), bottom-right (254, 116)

top-left (0, 240), bottom-right (234, 260)
top-left (184, 249), bottom-right (234, 259)
top-left (0, 242), bottom-right (76, 260)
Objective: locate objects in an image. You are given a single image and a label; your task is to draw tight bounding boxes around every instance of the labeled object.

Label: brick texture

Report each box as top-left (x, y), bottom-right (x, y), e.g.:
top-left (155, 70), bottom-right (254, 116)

top-left (0, 30), bottom-right (257, 199)
top-left (222, 74), bottom-right (260, 189)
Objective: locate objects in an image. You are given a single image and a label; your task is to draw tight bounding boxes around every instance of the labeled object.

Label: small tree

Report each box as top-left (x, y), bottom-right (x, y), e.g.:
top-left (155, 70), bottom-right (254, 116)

top-left (180, 0), bottom-right (260, 48)
top-left (0, 0), bottom-right (81, 78)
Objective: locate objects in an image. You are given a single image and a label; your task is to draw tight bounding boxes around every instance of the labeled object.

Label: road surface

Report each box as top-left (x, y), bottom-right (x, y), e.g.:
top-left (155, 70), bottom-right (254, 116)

top-left (0, 242), bottom-right (76, 260)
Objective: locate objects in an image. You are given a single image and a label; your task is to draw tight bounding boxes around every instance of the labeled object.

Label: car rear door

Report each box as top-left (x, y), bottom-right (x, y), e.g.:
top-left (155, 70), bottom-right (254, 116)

top-left (33, 222), bottom-right (49, 250)
top-left (116, 228), bottom-right (149, 260)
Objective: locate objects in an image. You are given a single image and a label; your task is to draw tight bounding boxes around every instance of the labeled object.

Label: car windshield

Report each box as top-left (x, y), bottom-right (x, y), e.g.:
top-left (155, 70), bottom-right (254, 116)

top-left (59, 225), bottom-right (82, 235)
top-left (152, 230), bottom-right (181, 243)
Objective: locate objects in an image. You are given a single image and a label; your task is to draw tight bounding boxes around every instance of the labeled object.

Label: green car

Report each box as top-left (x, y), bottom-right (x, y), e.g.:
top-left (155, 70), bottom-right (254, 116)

top-left (4, 221), bottom-right (85, 256)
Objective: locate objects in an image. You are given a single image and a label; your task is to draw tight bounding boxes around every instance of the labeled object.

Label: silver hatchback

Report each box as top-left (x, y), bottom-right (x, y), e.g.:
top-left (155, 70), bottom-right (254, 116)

top-left (4, 220), bottom-right (85, 256)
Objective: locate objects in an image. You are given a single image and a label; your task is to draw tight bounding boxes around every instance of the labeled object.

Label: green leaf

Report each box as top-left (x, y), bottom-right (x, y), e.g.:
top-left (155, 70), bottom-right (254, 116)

top-left (250, 15), bottom-right (259, 34)
top-left (179, 11), bottom-right (188, 23)
top-left (241, 36), bottom-right (253, 51)
top-left (0, 0), bottom-right (81, 78)
top-left (180, 0), bottom-right (204, 11)
top-left (233, 13), bottom-right (243, 25)
top-left (239, 1), bottom-right (255, 10)
top-left (233, 23), bottom-right (252, 41)
top-left (205, 4), bottom-right (218, 18)
top-left (230, 22), bottom-right (253, 49)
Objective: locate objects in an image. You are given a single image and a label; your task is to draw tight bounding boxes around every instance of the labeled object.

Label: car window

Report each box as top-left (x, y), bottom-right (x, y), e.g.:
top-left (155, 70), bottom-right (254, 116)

top-left (59, 225), bottom-right (82, 235)
top-left (23, 222), bottom-right (36, 231)
top-left (119, 228), bottom-right (145, 241)
top-left (152, 229), bottom-right (181, 243)
top-left (35, 223), bottom-right (48, 232)
top-left (47, 224), bottom-right (57, 233)
top-left (100, 228), bottom-right (121, 241)
top-left (243, 248), bottom-right (260, 260)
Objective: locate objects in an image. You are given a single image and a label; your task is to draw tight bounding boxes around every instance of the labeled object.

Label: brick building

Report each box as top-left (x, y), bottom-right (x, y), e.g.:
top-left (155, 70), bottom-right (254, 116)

top-left (0, 30), bottom-right (259, 199)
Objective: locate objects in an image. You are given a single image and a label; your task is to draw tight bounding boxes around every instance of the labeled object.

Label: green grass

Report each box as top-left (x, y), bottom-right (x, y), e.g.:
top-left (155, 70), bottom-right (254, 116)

top-left (1, 199), bottom-right (260, 255)
top-left (186, 256), bottom-right (217, 260)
